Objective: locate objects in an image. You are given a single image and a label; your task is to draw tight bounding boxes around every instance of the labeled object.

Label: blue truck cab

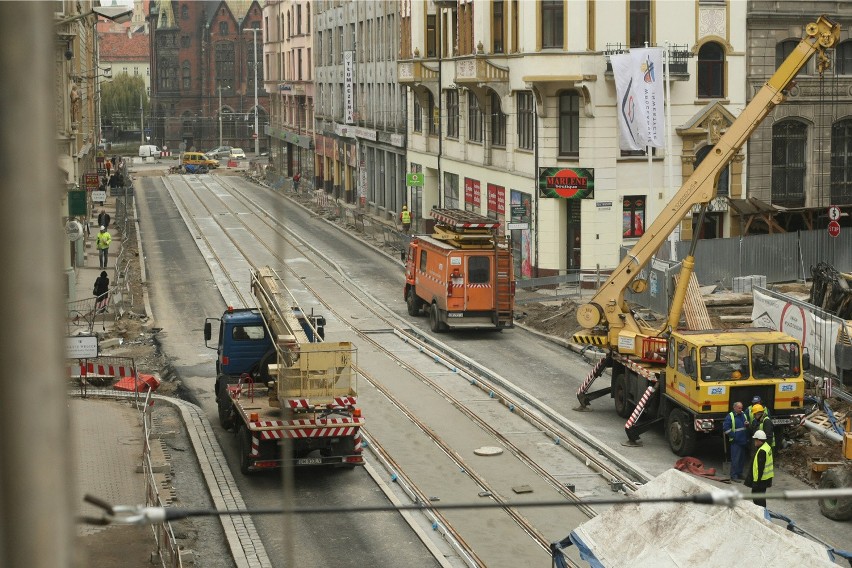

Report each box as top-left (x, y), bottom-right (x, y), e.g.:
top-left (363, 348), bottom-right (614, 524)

top-left (204, 306), bottom-right (326, 382)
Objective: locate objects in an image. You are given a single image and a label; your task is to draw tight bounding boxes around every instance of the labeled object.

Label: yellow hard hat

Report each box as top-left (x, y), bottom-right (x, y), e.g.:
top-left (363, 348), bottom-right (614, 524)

top-left (751, 403), bottom-right (765, 414)
top-left (731, 370), bottom-right (742, 379)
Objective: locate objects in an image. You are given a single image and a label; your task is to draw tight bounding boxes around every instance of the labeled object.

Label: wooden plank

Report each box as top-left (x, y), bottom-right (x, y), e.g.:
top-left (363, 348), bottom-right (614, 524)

top-left (675, 273), bottom-right (713, 331)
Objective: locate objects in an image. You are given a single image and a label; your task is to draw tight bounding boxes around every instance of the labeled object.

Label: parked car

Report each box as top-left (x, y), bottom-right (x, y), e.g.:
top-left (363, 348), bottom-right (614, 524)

top-left (205, 146), bottom-right (232, 159)
top-left (182, 151), bottom-right (219, 170)
top-left (229, 148), bottom-right (246, 160)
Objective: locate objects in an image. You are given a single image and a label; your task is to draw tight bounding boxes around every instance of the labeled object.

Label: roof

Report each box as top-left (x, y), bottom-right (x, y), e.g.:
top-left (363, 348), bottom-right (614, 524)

top-left (99, 32), bottom-right (150, 63)
top-left (676, 327), bottom-right (798, 346)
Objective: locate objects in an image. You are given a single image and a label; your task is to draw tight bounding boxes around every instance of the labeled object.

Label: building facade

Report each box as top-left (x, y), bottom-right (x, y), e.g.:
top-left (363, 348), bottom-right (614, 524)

top-left (313, 1), bottom-right (406, 211)
top-left (399, 0), bottom-right (750, 278)
top-left (148, 0), bottom-right (269, 154)
top-left (745, 2), bottom-right (852, 232)
top-left (263, 0), bottom-right (315, 180)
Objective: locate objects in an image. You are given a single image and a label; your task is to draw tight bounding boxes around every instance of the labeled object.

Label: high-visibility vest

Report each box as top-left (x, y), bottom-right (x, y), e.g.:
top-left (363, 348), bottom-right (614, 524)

top-left (97, 231), bottom-right (111, 250)
top-left (755, 414), bottom-right (775, 448)
top-left (752, 442), bottom-right (774, 482)
top-left (401, 210), bottom-right (411, 224)
top-left (727, 412), bottom-right (740, 441)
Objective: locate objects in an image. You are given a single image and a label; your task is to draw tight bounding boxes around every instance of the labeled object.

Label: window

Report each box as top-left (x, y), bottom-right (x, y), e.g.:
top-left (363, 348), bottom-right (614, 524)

top-left (697, 42), bottom-right (724, 98)
top-left (181, 35), bottom-right (190, 48)
top-left (468, 93), bottom-right (483, 142)
top-left (541, 0), bottom-right (563, 49)
top-left (517, 91), bottom-right (535, 150)
top-left (182, 61), bottom-right (191, 90)
top-left (215, 42), bottom-right (235, 86)
top-left (447, 90), bottom-right (459, 138)
top-left (232, 325), bottom-right (264, 341)
top-left (831, 120), bottom-right (852, 204)
top-left (428, 92), bottom-right (439, 135)
top-left (468, 257), bottom-right (490, 284)
top-left (772, 121), bottom-right (807, 206)
top-left (219, 21), bottom-right (228, 36)
top-left (413, 95), bottom-right (422, 132)
top-left (181, 4), bottom-right (188, 19)
top-left (698, 344), bottom-right (749, 382)
top-left (492, 1), bottom-right (504, 54)
top-left (443, 172), bottom-right (460, 208)
top-left (419, 249), bottom-right (428, 272)
top-left (426, 14), bottom-right (437, 57)
top-left (676, 342), bottom-right (697, 380)
top-left (776, 39), bottom-right (811, 74)
top-left (695, 145), bottom-right (729, 196)
top-left (837, 41), bottom-right (852, 75)
top-left (622, 195), bottom-right (645, 237)
top-left (751, 343), bottom-right (802, 379)
top-left (558, 91), bottom-right (580, 156)
top-left (629, 0), bottom-right (651, 47)
top-left (490, 92), bottom-right (506, 147)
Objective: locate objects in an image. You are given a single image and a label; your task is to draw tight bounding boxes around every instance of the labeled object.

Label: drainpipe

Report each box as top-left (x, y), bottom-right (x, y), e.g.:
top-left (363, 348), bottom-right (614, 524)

top-left (533, 97), bottom-right (539, 277)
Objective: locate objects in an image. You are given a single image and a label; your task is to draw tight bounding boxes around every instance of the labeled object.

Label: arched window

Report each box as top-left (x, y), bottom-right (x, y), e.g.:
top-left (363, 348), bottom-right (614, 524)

top-left (559, 91), bottom-right (580, 156)
top-left (837, 40), bottom-right (852, 75)
top-left (831, 119), bottom-right (852, 204)
top-left (468, 93), bottom-right (483, 142)
top-left (219, 21), bottom-right (228, 36)
top-left (697, 42), bottom-right (724, 98)
top-left (772, 121), bottom-right (807, 206)
top-left (776, 39), bottom-right (815, 74)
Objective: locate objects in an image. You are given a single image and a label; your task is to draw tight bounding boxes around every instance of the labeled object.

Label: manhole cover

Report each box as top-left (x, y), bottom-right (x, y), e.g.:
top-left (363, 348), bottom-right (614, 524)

top-left (474, 446), bottom-right (504, 456)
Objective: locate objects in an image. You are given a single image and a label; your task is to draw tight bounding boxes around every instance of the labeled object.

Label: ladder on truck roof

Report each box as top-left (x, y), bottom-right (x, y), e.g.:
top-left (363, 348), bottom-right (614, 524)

top-left (430, 208), bottom-right (501, 249)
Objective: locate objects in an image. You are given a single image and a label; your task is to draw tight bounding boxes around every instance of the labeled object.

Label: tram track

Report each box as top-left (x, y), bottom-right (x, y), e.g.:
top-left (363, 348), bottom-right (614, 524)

top-left (165, 173), bottom-right (646, 566)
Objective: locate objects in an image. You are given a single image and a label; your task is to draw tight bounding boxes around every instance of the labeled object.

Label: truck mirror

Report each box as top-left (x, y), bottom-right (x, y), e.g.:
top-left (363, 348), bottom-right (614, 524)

top-left (204, 321), bottom-right (212, 342)
top-left (802, 351), bottom-right (810, 371)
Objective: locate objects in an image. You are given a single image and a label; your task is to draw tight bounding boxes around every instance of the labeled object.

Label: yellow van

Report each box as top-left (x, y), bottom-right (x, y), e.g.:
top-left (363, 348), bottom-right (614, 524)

top-left (181, 152), bottom-right (219, 169)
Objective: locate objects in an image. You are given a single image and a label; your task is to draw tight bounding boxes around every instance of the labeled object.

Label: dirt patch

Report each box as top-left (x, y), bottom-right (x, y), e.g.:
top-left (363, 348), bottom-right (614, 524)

top-left (514, 299), bottom-right (582, 340)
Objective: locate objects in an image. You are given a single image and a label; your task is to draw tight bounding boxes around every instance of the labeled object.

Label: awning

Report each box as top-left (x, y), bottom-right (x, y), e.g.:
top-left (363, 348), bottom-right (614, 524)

top-left (76, 142), bottom-right (93, 159)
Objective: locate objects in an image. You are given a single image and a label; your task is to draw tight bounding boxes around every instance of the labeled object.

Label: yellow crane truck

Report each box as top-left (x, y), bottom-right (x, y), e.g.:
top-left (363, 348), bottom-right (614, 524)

top-left (204, 266), bottom-right (364, 474)
top-left (573, 16), bottom-right (839, 456)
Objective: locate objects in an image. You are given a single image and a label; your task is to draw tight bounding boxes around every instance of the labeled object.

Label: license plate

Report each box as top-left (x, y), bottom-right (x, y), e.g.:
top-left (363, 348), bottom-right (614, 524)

top-left (447, 312), bottom-right (463, 318)
top-left (296, 457), bottom-right (323, 465)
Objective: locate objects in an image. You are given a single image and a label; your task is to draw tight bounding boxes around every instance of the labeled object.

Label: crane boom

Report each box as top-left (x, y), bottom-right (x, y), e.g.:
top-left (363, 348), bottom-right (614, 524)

top-left (575, 15), bottom-right (840, 353)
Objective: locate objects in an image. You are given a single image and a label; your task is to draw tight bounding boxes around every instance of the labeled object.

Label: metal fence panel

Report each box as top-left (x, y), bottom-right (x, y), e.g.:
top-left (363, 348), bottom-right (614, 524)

top-left (739, 231), bottom-right (801, 284)
top-left (800, 229), bottom-right (852, 276)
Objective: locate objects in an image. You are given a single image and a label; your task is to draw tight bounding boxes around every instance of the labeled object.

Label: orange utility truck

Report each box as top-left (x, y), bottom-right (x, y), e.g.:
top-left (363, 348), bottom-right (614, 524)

top-left (404, 208), bottom-right (514, 332)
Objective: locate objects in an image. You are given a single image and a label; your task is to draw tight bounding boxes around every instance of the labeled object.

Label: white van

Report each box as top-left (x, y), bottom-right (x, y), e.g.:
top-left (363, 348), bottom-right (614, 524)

top-left (138, 144), bottom-right (161, 158)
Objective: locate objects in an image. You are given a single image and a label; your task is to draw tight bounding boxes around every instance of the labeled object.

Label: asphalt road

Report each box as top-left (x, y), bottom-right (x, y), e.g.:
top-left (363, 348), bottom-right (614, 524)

top-left (134, 166), bottom-right (850, 562)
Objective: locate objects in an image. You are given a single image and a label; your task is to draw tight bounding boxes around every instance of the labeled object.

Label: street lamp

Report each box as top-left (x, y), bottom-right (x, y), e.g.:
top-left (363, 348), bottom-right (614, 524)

top-left (245, 27), bottom-right (260, 157)
top-left (56, 6), bottom-right (133, 27)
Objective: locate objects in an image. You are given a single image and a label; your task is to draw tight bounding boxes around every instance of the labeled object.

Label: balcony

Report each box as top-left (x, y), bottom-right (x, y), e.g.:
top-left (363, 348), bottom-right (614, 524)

top-left (454, 56), bottom-right (509, 86)
top-left (397, 60), bottom-right (439, 85)
top-left (604, 44), bottom-right (691, 78)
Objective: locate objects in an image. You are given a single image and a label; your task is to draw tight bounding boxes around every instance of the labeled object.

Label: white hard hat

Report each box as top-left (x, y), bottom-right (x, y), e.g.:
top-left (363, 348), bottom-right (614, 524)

top-left (753, 430), bottom-right (767, 440)
top-left (99, 225), bottom-right (105, 231)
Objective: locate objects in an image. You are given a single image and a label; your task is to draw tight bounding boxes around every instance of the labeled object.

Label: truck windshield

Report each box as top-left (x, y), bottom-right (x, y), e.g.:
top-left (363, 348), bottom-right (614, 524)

top-left (699, 344), bottom-right (748, 382)
top-left (751, 342), bottom-right (801, 379)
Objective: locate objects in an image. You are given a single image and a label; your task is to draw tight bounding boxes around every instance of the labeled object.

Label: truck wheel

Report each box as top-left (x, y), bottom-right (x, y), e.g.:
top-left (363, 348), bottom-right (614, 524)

top-left (429, 303), bottom-right (445, 333)
top-left (238, 426), bottom-right (254, 475)
top-left (613, 373), bottom-right (634, 418)
top-left (406, 288), bottom-right (422, 316)
top-left (818, 467), bottom-right (852, 521)
top-left (218, 392), bottom-right (235, 431)
top-left (666, 408), bottom-right (697, 456)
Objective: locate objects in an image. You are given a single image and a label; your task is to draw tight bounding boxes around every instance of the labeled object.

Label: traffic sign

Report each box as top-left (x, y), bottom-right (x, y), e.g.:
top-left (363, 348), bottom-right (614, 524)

top-left (406, 172), bottom-right (424, 186)
top-left (828, 205), bottom-right (841, 221)
top-left (828, 220), bottom-right (841, 238)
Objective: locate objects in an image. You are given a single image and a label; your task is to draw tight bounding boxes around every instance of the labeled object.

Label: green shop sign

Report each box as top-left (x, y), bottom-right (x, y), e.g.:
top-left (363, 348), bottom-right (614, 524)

top-left (538, 167), bottom-right (594, 199)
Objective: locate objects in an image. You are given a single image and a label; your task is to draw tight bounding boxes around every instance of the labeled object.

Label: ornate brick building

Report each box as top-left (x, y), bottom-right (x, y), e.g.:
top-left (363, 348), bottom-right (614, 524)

top-left (148, 0), bottom-right (269, 154)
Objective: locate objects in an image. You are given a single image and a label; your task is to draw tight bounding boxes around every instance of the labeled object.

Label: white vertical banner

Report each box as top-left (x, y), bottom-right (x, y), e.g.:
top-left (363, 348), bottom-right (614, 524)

top-left (612, 47), bottom-right (667, 150)
top-left (633, 47), bottom-right (666, 148)
top-left (611, 52), bottom-right (645, 151)
top-left (344, 50), bottom-right (355, 124)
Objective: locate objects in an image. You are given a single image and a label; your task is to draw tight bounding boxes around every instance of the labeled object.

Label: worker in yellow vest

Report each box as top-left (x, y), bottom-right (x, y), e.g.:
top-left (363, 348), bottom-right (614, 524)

top-left (744, 429), bottom-right (774, 507)
top-left (400, 205), bottom-right (411, 234)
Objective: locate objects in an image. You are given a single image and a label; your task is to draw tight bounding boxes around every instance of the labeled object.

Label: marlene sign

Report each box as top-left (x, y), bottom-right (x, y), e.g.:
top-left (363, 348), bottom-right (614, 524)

top-left (538, 167), bottom-right (594, 199)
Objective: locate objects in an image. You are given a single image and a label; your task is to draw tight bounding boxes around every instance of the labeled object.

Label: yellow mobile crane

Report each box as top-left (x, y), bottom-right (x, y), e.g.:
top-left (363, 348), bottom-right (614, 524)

top-left (573, 16), bottom-right (839, 456)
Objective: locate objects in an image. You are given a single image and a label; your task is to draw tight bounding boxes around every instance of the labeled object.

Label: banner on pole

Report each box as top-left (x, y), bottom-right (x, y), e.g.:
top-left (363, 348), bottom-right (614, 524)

top-left (612, 47), bottom-right (666, 150)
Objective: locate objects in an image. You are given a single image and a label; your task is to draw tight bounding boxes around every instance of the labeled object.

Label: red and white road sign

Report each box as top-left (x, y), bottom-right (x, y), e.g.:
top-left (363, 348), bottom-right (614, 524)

top-left (828, 220), bottom-right (841, 238)
top-left (829, 205), bottom-right (841, 221)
